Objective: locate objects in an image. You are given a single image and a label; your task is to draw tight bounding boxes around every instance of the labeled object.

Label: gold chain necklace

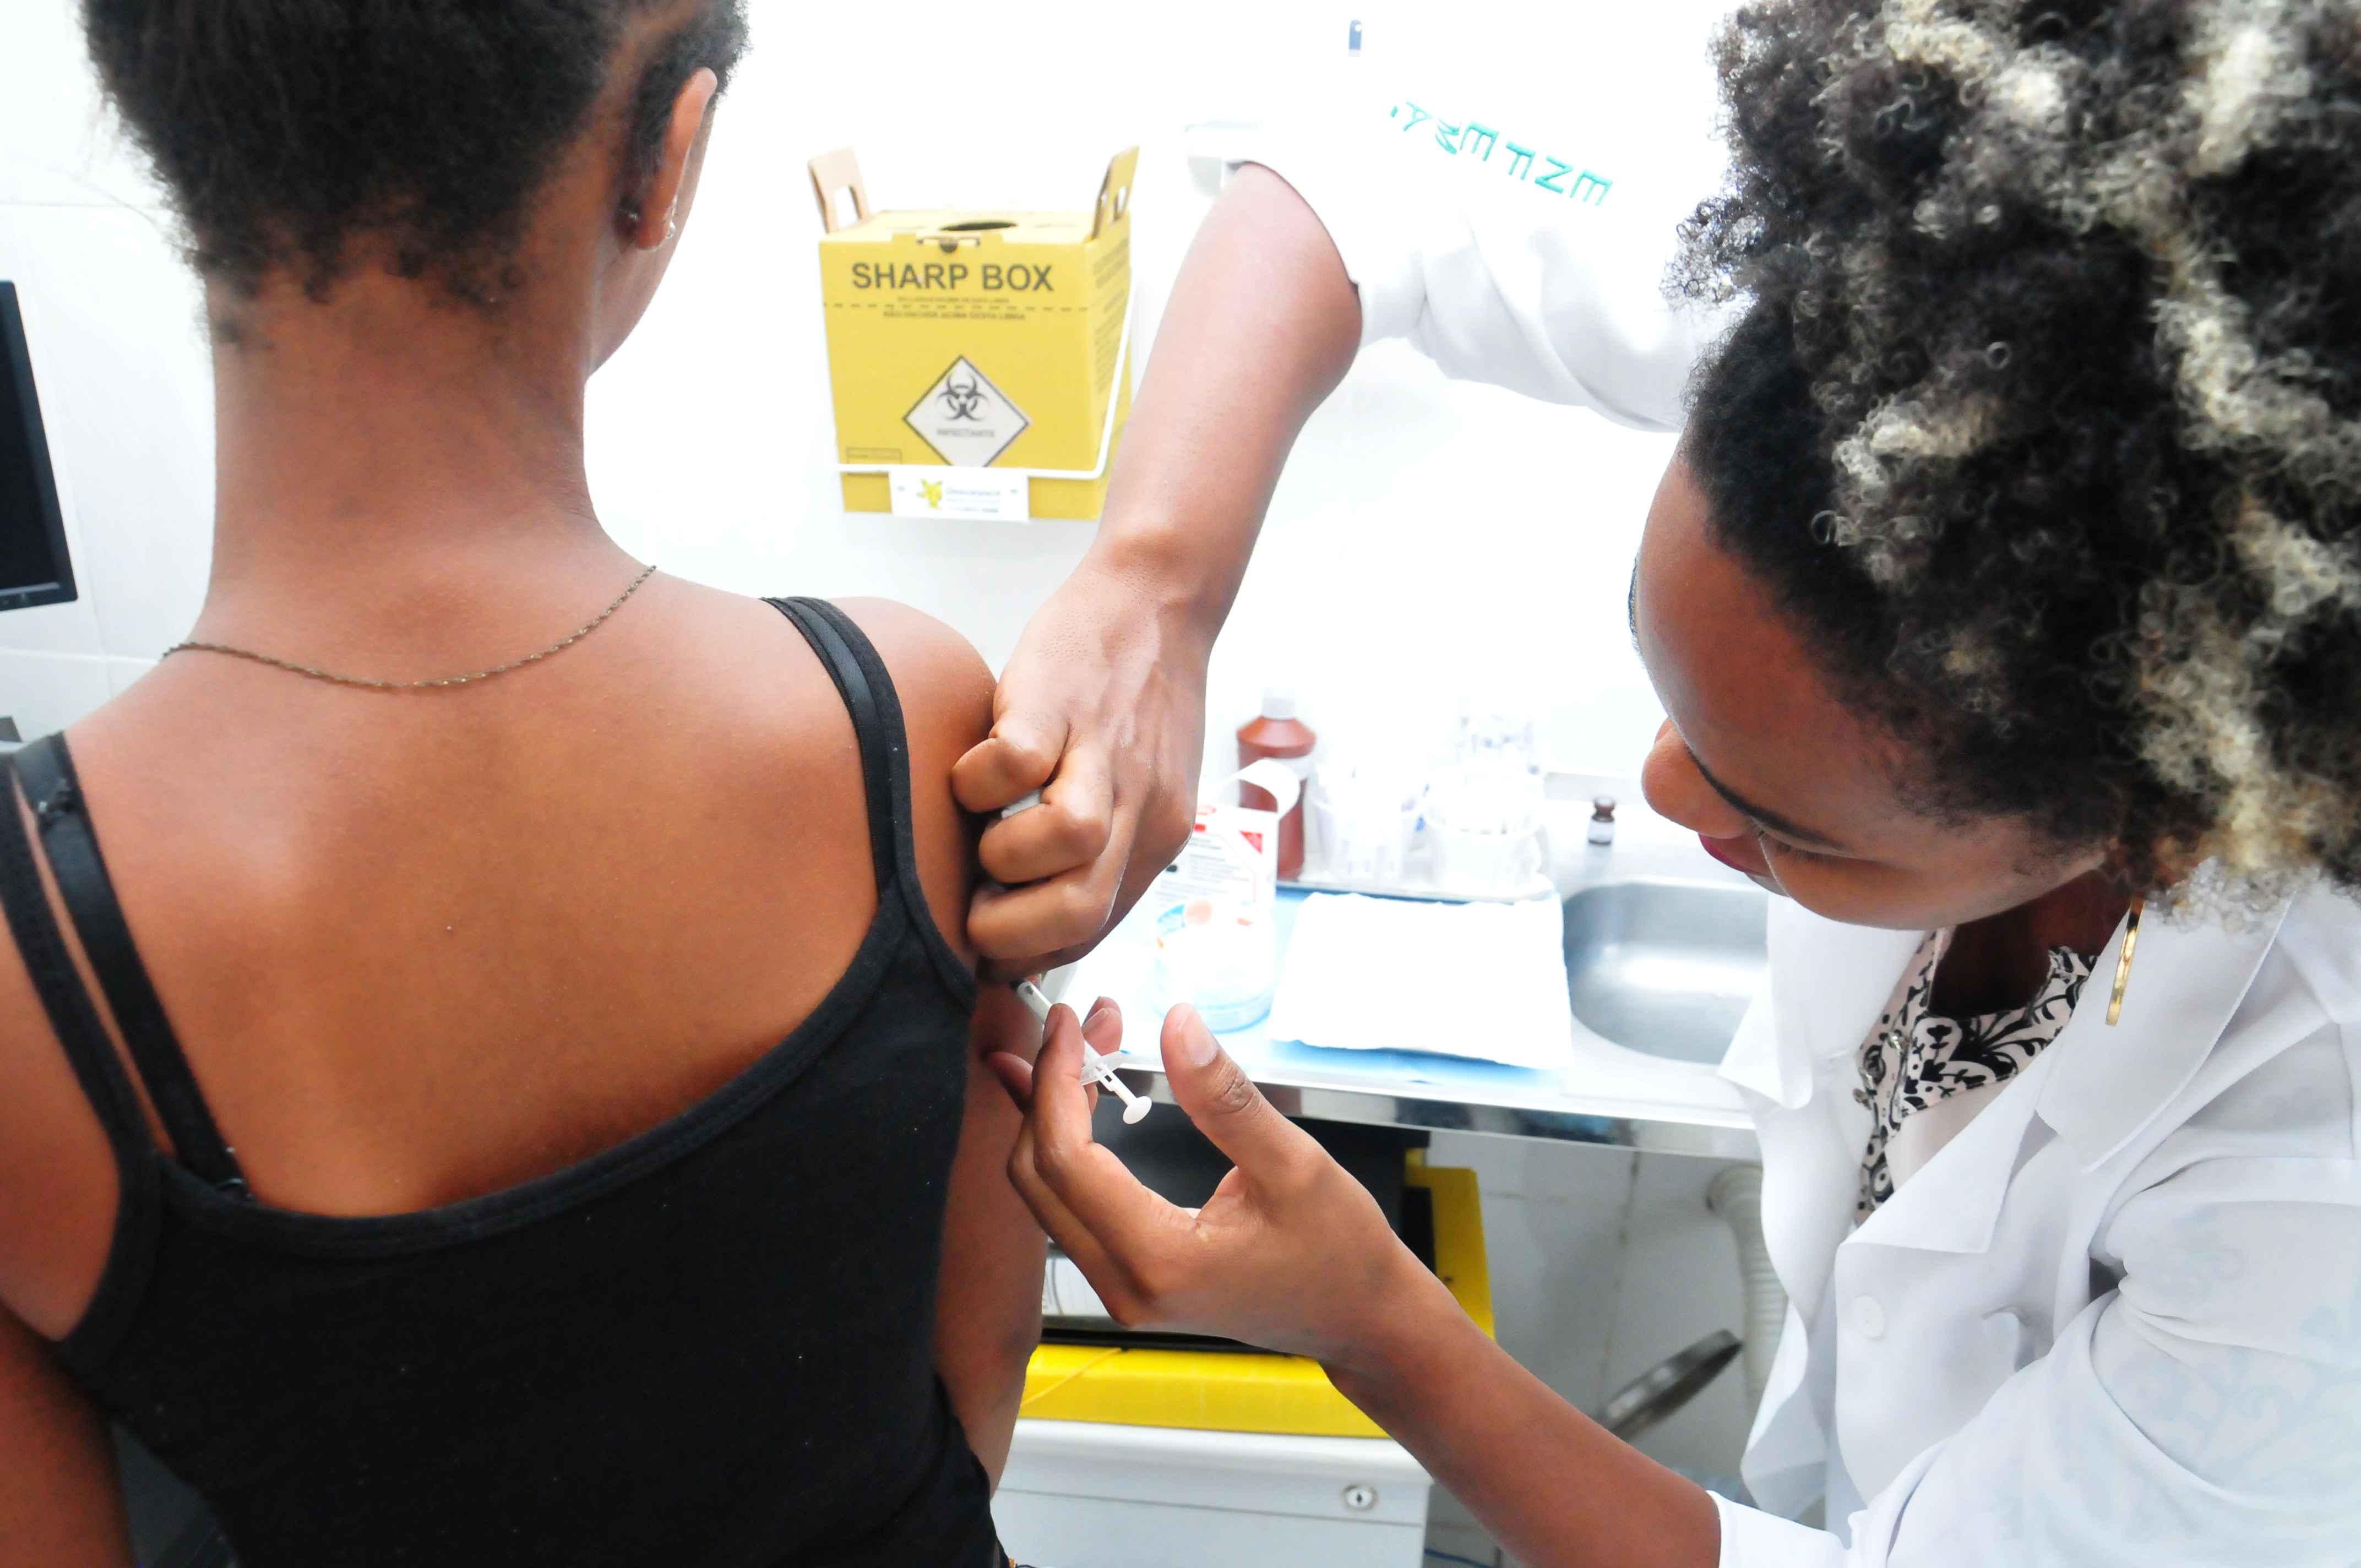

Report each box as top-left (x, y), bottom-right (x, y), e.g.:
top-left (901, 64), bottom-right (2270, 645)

top-left (161, 563), bottom-right (660, 691)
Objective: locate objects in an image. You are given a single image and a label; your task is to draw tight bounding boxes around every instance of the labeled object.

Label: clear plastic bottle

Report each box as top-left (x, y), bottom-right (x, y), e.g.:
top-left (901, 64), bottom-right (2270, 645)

top-left (1237, 687), bottom-right (1316, 880)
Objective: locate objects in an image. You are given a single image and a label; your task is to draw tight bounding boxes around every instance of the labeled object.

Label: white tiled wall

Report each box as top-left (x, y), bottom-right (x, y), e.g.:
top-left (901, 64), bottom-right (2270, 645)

top-left (105, 656), bottom-right (156, 698)
top-left (0, 647), bottom-right (110, 739)
top-left (0, 49), bottom-right (211, 742)
top-left (1418, 1136), bottom-right (1752, 1566)
top-left (1606, 1152), bottom-right (1753, 1485)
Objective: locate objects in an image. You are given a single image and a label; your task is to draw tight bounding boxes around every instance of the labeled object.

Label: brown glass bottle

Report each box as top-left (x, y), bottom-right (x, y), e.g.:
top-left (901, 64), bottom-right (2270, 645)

top-left (1237, 687), bottom-right (1316, 880)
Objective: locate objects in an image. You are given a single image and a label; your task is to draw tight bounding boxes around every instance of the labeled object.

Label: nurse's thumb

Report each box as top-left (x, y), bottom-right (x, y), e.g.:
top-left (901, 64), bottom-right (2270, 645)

top-left (1160, 1005), bottom-right (1322, 1183)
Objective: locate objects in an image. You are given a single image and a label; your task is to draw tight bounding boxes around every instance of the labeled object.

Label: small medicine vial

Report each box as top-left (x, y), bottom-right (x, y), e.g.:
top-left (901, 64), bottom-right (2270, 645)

top-left (1588, 796), bottom-right (1618, 846)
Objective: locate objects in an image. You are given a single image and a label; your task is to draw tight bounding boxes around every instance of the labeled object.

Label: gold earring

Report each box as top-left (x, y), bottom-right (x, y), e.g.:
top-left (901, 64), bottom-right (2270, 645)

top-left (2105, 895), bottom-right (2146, 1026)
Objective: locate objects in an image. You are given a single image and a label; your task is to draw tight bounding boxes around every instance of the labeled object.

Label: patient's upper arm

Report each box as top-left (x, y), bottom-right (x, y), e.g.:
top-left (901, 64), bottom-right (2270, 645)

top-left (830, 598), bottom-right (995, 968)
top-left (0, 1306), bottom-right (133, 1567)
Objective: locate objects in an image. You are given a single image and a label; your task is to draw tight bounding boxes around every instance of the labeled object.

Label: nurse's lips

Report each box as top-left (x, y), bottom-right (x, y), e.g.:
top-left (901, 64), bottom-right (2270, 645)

top-left (1699, 832), bottom-right (1767, 878)
top-left (1700, 832), bottom-right (1788, 898)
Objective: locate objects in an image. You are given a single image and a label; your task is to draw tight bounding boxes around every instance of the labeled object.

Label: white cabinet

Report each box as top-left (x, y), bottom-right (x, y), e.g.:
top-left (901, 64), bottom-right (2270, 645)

top-left (995, 1419), bottom-right (1432, 1568)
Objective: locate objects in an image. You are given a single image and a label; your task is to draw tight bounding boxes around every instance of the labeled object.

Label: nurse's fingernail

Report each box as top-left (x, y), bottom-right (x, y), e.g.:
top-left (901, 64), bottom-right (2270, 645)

top-left (1173, 1006), bottom-right (1218, 1069)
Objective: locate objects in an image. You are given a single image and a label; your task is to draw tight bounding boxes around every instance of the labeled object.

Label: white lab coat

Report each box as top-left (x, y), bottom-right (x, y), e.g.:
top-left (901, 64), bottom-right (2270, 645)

top-left (1244, 96), bottom-right (2361, 1568)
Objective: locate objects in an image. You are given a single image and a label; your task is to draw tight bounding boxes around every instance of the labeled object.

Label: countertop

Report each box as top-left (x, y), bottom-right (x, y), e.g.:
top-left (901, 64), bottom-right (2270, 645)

top-left (1052, 775), bottom-right (1762, 1159)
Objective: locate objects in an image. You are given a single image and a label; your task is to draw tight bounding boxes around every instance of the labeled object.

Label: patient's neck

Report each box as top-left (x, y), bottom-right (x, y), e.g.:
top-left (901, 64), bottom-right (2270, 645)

top-left (196, 269), bottom-right (624, 643)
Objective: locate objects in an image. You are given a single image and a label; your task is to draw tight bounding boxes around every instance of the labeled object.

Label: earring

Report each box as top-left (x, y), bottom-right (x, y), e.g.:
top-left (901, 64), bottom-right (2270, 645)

top-left (664, 215), bottom-right (678, 242)
top-left (2104, 895), bottom-right (2146, 1026)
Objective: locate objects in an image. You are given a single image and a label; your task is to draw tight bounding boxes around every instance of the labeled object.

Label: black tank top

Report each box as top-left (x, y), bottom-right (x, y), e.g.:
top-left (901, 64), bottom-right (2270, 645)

top-left (0, 598), bottom-right (1002, 1567)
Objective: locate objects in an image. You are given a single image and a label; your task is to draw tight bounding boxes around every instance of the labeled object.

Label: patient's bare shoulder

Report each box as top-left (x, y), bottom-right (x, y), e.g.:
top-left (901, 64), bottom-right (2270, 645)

top-left (0, 792), bottom-right (124, 1342)
top-left (830, 599), bottom-right (993, 967)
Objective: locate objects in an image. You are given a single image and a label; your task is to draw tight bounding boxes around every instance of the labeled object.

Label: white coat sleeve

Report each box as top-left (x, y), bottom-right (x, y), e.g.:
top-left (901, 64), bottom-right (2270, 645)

top-left (1712, 1150), bottom-right (2361, 1566)
top-left (1239, 114), bottom-right (1728, 432)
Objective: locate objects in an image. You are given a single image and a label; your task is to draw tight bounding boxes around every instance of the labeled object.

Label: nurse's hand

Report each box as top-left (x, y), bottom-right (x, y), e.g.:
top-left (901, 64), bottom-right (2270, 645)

top-left (993, 1003), bottom-right (1722, 1568)
top-left (955, 167), bottom-right (1363, 979)
top-left (985, 1001), bottom-right (1463, 1369)
top-left (954, 563), bottom-right (1209, 977)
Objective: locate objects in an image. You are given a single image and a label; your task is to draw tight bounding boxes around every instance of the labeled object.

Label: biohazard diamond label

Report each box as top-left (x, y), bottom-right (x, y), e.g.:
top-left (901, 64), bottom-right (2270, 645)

top-left (905, 356), bottom-right (1030, 467)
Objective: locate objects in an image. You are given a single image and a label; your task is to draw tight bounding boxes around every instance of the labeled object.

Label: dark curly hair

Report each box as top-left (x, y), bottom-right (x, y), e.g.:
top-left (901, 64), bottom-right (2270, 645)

top-left (83, 0), bottom-right (751, 306)
top-left (1677, 0), bottom-right (2361, 901)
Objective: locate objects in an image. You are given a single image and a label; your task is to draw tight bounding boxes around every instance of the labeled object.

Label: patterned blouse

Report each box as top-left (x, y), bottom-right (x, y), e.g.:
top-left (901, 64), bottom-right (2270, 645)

top-left (1854, 930), bottom-right (2093, 1219)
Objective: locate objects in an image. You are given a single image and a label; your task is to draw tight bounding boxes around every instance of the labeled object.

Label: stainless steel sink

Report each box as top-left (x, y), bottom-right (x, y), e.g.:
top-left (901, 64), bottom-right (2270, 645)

top-left (1563, 879), bottom-right (1770, 1065)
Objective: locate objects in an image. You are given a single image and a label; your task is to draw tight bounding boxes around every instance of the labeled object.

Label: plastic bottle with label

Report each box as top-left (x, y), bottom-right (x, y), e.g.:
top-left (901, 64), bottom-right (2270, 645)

top-left (1237, 688), bottom-right (1317, 880)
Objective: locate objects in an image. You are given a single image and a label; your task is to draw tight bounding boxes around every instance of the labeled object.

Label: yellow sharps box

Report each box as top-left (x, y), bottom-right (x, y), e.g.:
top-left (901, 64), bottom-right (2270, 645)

top-left (807, 146), bottom-right (1136, 523)
top-left (1019, 1155), bottom-right (1495, 1439)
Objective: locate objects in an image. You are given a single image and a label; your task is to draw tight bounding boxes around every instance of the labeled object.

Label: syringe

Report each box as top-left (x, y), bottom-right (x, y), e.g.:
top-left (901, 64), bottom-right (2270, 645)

top-left (1013, 978), bottom-right (1152, 1124)
top-left (999, 790), bottom-right (1151, 1123)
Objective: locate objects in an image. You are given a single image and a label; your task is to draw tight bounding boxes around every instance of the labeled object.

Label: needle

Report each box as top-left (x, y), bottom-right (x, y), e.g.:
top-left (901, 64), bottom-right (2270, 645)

top-left (1014, 978), bottom-right (1151, 1124)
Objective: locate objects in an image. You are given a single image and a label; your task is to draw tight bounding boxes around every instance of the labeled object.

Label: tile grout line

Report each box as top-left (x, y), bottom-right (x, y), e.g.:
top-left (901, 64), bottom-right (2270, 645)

top-left (1590, 1149), bottom-right (1643, 1410)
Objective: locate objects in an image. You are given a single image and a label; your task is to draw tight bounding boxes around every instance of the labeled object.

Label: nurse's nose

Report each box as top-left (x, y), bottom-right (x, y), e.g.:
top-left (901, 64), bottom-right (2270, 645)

top-left (1640, 719), bottom-right (1750, 840)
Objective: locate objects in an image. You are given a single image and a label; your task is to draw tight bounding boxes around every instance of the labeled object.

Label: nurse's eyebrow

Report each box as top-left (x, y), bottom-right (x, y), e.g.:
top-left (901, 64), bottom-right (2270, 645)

top-left (1688, 750), bottom-right (1855, 854)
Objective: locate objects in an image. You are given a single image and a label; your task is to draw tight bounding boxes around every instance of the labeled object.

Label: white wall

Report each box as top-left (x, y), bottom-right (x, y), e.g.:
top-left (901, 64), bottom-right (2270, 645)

top-left (584, 0), bottom-right (1726, 784)
top-left (0, 0), bottom-right (209, 733)
top-left (1417, 1136), bottom-right (1751, 1564)
top-left (0, 4), bottom-right (1752, 1557)
top-left (2, 0), bottom-right (1726, 774)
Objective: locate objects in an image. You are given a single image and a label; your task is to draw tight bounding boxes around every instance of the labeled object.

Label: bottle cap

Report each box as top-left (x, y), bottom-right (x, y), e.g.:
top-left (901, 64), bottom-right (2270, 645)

top-left (1261, 685), bottom-right (1298, 721)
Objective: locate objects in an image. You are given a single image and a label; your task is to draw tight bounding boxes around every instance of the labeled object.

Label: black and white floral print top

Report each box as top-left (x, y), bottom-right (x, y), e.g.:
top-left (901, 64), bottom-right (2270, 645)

top-left (1854, 930), bottom-right (2093, 1219)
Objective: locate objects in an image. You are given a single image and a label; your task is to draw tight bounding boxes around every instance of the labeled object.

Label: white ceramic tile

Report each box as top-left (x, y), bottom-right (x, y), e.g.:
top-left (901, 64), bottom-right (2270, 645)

top-left (105, 656), bottom-right (155, 698)
top-left (0, 3), bottom-right (171, 212)
top-left (0, 648), bottom-right (111, 737)
top-left (1438, 1137), bottom-right (1638, 1415)
top-left (1419, 1137), bottom-right (1647, 1568)
top-left (1600, 1153), bottom-right (1754, 1487)
top-left (1418, 1150), bottom-right (1756, 1564)
top-left (1427, 1130), bottom-right (1540, 1201)
top-left (0, 592), bottom-right (104, 657)
top-left (1423, 1516), bottom-right (1503, 1566)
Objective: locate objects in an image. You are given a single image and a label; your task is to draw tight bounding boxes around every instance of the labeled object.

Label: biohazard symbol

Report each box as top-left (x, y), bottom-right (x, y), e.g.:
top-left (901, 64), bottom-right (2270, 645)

top-left (938, 373), bottom-right (988, 422)
top-left (918, 480), bottom-right (944, 509)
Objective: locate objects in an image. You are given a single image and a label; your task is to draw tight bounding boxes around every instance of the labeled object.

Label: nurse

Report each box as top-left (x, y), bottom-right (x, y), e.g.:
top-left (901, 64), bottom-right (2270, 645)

top-left (961, 3), bottom-right (2361, 1564)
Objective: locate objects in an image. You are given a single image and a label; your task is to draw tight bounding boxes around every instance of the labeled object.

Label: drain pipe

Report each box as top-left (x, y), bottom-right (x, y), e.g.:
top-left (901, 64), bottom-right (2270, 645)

top-left (1708, 1166), bottom-right (1785, 1417)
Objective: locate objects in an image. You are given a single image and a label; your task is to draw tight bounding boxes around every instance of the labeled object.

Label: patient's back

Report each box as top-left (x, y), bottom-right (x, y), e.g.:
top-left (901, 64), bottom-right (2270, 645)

top-left (0, 583), bottom-right (1003, 1566)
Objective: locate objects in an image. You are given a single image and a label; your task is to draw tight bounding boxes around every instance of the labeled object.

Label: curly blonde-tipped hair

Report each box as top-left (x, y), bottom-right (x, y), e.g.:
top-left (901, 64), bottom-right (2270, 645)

top-left (1677, 0), bottom-right (2361, 902)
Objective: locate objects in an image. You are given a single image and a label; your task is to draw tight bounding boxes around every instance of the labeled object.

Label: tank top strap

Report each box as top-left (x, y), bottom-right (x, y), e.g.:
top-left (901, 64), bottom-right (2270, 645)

top-left (10, 737), bottom-right (251, 1196)
top-left (0, 753), bottom-right (156, 1161)
top-left (767, 598), bottom-right (977, 1001)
